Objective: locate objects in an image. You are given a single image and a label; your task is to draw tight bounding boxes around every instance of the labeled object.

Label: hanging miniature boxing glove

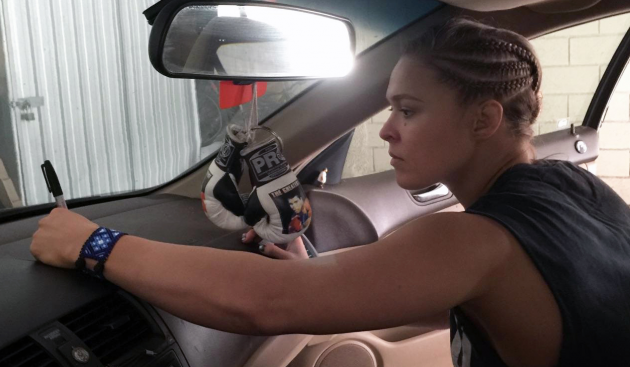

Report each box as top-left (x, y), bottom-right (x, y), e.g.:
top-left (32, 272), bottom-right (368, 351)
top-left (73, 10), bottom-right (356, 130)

top-left (201, 124), bottom-right (250, 231)
top-left (242, 137), bottom-right (313, 244)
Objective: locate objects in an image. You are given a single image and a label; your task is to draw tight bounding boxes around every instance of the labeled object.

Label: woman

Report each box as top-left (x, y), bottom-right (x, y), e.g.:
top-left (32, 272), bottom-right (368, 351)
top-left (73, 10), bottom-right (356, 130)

top-left (31, 18), bottom-right (630, 367)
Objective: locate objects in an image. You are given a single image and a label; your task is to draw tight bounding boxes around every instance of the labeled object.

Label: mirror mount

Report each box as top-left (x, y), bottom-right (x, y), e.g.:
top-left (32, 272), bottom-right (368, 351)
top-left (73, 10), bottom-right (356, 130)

top-left (143, 0), bottom-right (178, 25)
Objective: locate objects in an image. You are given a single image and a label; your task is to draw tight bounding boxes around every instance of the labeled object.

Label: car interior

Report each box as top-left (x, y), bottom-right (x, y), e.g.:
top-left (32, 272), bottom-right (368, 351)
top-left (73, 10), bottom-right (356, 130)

top-left (1, 0), bottom-right (629, 366)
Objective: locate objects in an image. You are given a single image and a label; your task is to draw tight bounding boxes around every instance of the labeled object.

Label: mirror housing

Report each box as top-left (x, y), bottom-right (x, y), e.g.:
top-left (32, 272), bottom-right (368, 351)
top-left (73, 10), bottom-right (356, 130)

top-left (147, 0), bottom-right (356, 81)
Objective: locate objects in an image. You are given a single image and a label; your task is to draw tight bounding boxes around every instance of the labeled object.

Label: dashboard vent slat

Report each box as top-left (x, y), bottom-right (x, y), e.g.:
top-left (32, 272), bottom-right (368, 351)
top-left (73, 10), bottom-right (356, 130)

top-left (69, 303), bottom-right (126, 336)
top-left (0, 339), bottom-right (34, 362)
top-left (0, 337), bottom-right (61, 367)
top-left (63, 300), bottom-right (125, 331)
top-left (58, 293), bottom-right (156, 365)
top-left (88, 318), bottom-right (145, 349)
top-left (92, 322), bottom-right (151, 362)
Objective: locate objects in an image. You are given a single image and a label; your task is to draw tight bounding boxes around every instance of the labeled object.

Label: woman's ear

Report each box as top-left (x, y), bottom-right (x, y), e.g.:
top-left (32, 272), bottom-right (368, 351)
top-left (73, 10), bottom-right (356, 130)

top-left (471, 100), bottom-right (504, 140)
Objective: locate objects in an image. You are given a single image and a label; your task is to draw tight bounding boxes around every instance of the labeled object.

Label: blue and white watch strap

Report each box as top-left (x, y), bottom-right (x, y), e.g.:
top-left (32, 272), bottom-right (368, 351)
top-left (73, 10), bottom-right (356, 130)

top-left (76, 227), bottom-right (126, 279)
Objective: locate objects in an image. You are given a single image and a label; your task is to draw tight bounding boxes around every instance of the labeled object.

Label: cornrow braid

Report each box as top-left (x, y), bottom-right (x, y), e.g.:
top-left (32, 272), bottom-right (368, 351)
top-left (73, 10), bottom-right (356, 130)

top-left (476, 39), bottom-right (541, 92)
top-left (440, 67), bottom-right (533, 96)
top-left (403, 17), bottom-right (543, 138)
top-left (439, 57), bottom-right (532, 79)
top-left (439, 56), bottom-right (531, 72)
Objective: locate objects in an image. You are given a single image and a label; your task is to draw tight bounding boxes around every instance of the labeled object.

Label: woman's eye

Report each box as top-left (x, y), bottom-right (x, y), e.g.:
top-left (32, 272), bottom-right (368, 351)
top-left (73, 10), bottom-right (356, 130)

top-left (388, 107), bottom-right (413, 117)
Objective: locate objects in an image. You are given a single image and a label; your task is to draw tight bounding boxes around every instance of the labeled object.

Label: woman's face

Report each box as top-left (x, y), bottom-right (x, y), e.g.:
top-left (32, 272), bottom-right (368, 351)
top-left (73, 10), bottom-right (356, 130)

top-left (380, 57), bottom-right (477, 190)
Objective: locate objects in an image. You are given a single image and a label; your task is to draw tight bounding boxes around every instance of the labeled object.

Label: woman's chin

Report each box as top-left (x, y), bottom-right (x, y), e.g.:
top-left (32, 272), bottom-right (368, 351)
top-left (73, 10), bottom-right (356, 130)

top-left (396, 172), bottom-right (421, 190)
top-left (394, 172), bottom-right (434, 191)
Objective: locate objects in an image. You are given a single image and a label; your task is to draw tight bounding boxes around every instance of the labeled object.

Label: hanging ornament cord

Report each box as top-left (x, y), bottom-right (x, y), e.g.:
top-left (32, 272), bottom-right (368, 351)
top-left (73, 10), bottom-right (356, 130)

top-left (245, 82), bottom-right (259, 143)
top-left (246, 82), bottom-right (284, 150)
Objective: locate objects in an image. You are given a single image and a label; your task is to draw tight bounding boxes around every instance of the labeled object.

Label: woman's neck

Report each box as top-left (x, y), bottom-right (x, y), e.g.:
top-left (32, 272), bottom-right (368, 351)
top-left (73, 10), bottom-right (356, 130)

top-left (444, 143), bottom-right (534, 209)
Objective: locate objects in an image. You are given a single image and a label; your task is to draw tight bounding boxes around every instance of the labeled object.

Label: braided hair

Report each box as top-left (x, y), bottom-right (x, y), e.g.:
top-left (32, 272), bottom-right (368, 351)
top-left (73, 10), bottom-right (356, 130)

top-left (403, 18), bottom-right (543, 138)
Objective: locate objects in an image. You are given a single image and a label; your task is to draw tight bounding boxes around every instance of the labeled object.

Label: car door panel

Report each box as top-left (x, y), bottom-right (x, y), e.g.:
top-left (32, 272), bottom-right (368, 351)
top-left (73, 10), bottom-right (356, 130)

top-left (286, 329), bottom-right (451, 367)
top-left (303, 125), bottom-right (599, 255)
top-left (304, 172), bottom-right (456, 253)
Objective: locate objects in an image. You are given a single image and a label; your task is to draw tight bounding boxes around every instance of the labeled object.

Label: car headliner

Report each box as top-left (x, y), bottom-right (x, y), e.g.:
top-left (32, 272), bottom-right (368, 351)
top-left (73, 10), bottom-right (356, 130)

top-left (441, 0), bottom-right (601, 12)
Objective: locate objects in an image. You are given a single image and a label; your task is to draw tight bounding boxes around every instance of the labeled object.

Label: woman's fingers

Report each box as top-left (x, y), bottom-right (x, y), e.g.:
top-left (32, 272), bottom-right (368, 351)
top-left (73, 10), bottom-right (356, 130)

top-left (241, 229), bottom-right (259, 244)
top-left (243, 228), bottom-right (309, 260)
top-left (259, 243), bottom-right (297, 260)
top-left (31, 208), bottom-right (99, 268)
top-left (286, 237), bottom-right (310, 259)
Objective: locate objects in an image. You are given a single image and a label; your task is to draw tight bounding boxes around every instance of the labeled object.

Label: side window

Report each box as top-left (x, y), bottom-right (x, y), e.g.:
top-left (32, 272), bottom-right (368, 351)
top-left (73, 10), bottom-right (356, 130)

top-left (533, 14), bottom-right (630, 203)
top-left (343, 13), bottom-right (630, 195)
top-left (597, 58), bottom-right (630, 204)
top-left (531, 14), bottom-right (630, 135)
top-left (341, 108), bottom-right (392, 178)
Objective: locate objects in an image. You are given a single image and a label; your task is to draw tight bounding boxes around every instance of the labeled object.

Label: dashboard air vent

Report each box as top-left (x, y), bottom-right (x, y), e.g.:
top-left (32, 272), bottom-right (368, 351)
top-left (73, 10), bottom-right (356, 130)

top-left (0, 336), bottom-right (61, 367)
top-left (58, 293), bottom-right (155, 365)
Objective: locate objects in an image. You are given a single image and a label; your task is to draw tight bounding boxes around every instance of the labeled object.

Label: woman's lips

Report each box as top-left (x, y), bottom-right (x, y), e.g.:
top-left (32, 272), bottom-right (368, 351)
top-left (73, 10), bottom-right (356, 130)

top-left (389, 152), bottom-right (403, 165)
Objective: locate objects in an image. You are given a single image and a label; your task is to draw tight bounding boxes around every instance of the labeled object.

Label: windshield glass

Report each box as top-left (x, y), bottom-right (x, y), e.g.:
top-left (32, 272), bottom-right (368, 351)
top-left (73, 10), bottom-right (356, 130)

top-left (0, 0), bottom-right (441, 213)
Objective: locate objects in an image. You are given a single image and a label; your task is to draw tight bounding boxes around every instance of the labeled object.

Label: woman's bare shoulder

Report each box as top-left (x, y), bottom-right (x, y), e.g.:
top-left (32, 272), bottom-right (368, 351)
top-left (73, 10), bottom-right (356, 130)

top-left (389, 211), bottom-right (518, 254)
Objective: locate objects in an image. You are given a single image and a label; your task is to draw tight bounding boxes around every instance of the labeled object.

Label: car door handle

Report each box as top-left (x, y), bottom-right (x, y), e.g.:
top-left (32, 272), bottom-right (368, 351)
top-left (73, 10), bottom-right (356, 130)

top-left (410, 183), bottom-right (451, 203)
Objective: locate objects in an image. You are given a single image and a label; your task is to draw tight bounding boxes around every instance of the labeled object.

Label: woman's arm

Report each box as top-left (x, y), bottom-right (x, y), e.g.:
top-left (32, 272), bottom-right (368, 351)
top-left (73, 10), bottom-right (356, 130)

top-left (31, 208), bottom-right (512, 336)
top-left (99, 235), bottom-right (299, 334)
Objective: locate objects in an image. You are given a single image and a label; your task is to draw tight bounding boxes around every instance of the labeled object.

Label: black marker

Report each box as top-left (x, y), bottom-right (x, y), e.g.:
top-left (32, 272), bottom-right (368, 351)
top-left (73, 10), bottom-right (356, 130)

top-left (41, 160), bottom-right (68, 209)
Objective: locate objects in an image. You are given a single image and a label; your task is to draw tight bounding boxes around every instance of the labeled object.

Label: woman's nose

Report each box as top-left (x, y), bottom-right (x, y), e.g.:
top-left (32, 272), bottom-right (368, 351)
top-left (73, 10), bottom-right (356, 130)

top-left (379, 111), bottom-right (397, 143)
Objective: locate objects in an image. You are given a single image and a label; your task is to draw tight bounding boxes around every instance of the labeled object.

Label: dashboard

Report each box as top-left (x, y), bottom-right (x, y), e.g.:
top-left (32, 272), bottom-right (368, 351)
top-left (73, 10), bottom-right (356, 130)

top-left (0, 194), bottom-right (267, 367)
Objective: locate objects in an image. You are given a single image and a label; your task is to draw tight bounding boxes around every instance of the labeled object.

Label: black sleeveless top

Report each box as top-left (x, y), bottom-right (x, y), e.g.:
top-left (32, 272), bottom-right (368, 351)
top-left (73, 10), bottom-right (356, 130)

top-left (450, 160), bottom-right (630, 367)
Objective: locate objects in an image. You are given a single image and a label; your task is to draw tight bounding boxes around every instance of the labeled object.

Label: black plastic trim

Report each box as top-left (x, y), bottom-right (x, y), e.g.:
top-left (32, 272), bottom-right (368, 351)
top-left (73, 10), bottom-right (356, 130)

top-left (148, 0), bottom-right (357, 82)
top-left (297, 131), bottom-right (354, 186)
top-left (30, 321), bottom-right (99, 367)
top-left (583, 25), bottom-right (630, 130)
top-left (143, 0), bottom-right (176, 25)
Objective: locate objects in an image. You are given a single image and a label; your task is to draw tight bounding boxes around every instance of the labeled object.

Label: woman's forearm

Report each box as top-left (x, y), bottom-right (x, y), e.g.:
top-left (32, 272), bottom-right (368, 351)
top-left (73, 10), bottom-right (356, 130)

top-left (98, 235), bottom-right (286, 334)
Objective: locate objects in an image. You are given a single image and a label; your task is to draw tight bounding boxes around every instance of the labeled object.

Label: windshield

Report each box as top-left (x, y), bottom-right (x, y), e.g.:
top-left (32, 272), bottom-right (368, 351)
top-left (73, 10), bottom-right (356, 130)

top-left (0, 0), bottom-right (441, 213)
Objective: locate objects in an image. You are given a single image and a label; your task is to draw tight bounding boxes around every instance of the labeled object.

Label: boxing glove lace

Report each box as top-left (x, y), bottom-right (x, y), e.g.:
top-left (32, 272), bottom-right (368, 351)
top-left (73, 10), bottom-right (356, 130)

top-left (201, 124), bottom-right (250, 231)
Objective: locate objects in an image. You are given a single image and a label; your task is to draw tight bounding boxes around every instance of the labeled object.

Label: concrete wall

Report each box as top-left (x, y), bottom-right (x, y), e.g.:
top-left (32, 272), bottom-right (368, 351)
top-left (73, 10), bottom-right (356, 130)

top-left (341, 108), bottom-right (392, 178)
top-left (342, 14), bottom-right (630, 203)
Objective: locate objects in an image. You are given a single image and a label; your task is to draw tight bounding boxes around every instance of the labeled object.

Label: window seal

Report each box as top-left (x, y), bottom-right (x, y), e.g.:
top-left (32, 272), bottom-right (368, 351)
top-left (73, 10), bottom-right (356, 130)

top-left (583, 24), bottom-right (630, 130)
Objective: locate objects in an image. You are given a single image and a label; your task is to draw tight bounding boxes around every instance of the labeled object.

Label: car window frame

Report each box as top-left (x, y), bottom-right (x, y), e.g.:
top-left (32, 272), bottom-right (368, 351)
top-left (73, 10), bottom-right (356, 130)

top-left (583, 24), bottom-right (630, 131)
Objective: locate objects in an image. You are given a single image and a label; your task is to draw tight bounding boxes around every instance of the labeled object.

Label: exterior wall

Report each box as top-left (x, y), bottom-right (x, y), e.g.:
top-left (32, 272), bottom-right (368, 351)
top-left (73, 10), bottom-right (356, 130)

top-left (0, 0), bottom-right (200, 206)
top-left (341, 109), bottom-right (391, 178)
top-left (342, 14), bottom-right (630, 203)
top-left (0, 17), bottom-right (18, 209)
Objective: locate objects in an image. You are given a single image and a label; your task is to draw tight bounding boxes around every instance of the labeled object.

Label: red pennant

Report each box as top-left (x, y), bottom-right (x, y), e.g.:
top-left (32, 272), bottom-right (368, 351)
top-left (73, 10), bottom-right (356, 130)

top-left (219, 82), bottom-right (268, 109)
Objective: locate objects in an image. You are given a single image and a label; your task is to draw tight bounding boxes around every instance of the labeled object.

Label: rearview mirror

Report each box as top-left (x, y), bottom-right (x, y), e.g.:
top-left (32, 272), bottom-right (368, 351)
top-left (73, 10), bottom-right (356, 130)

top-left (148, 2), bottom-right (356, 81)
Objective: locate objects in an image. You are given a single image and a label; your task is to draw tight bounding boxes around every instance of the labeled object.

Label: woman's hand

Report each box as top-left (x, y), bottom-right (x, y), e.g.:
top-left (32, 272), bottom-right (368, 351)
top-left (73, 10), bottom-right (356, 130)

top-left (242, 229), bottom-right (309, 259)
top-left (31, 208), bottom-right (99, 268)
